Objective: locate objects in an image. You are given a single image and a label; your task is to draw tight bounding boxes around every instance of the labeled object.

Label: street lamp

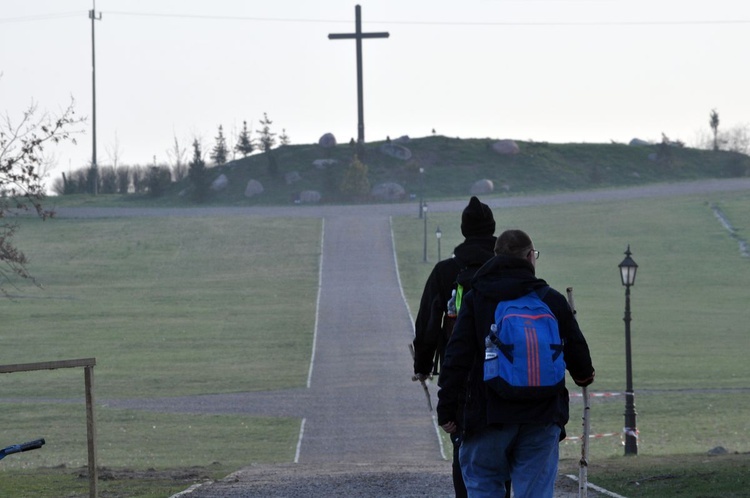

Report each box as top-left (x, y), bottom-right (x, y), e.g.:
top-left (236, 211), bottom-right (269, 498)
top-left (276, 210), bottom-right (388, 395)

top-left (418, 167), bottom-right (425, 218)
top-left (435, 225), bottom-right (442, 262)
top-left (618, 245), bottom-right (639, 455)
top-left (422, 203), bottom-right (429, 262)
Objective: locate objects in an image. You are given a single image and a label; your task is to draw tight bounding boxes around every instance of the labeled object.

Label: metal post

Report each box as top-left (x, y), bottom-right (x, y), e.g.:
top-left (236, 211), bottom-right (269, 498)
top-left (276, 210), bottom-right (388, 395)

top-left (436, 226), bottom-right (442, 261)
top-left (422, 204), bottom-right (428, 263)
top-left (418, 167), bottom-right (424, 218)
top-left (623, 282), bottom-right (638, 455)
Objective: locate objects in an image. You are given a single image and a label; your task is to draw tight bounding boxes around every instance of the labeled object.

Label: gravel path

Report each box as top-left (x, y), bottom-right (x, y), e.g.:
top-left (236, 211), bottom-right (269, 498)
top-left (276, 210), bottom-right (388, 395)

top-left (55, 179), bottom-right (749, 497)
top-left (167, 213), bottom-right (585, 497)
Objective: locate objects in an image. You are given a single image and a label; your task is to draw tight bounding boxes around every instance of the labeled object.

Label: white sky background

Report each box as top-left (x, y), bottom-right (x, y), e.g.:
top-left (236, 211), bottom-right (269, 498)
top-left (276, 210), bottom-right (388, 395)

top-left (2, 0), bottom-right (749, 185)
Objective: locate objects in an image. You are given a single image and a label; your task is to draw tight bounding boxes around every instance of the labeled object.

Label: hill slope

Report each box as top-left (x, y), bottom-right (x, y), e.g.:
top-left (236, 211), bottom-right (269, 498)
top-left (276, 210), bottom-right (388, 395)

top-left (59, 136), bottom-right (750, 206)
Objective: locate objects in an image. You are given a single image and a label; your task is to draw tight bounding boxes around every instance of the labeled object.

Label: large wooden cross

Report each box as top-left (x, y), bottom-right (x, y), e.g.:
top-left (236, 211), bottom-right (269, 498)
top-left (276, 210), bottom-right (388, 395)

top-left (328, 5), bottom-right (389, 146)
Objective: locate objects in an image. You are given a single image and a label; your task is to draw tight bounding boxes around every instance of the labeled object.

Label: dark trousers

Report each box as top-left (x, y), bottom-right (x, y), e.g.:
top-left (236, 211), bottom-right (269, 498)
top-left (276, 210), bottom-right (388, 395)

top-left (451, 433), bottom-right (468, 498)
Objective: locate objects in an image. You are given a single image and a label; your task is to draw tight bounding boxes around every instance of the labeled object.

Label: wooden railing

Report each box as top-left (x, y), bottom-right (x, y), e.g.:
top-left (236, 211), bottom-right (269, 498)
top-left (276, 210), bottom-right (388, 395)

top-left (0, 358), bottom-right (98, 498)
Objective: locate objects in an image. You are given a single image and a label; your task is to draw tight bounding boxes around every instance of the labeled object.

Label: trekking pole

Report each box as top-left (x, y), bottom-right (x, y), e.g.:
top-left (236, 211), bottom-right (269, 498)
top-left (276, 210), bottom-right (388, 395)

top-left (0, 438), bottom-right (45, 461)
top-left (408, 343), bottom-right (433, 411)
top-left (566, 287), bottom-right (590, 498)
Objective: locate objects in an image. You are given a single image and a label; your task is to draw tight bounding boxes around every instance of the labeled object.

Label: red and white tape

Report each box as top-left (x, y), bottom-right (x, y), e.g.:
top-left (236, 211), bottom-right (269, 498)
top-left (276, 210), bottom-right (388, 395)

top-left (569, 391), bottom-right (622, 398)
top-left (564, 432), bottom-right (619, 441)
top-left (564, 428), bottom-right (640, 442)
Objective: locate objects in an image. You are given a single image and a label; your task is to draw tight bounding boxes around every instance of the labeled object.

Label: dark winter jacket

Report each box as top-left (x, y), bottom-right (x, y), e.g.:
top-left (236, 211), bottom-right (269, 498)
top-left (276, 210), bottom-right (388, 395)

top-left (436, 254), bottom-right (595, 438)
top-left (412, 236), bottom-right (496, 376)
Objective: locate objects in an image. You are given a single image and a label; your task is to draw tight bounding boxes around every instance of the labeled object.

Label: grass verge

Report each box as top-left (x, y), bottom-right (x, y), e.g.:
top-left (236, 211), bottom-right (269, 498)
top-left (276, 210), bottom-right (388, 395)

top-left (393, 189), bottom-right (750, 497)
top-left (559, 452), bottom-right (750, 498)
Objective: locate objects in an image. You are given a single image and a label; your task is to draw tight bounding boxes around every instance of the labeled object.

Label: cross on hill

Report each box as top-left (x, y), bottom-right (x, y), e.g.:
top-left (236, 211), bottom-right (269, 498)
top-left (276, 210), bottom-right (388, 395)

top-left (328, 4), bottom-right (389, 150)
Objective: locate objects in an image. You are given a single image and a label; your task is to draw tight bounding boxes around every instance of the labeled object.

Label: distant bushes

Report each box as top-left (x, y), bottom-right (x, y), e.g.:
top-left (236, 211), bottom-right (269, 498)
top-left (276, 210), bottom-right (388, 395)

top-left (52, 164), bottom-right (174, 197)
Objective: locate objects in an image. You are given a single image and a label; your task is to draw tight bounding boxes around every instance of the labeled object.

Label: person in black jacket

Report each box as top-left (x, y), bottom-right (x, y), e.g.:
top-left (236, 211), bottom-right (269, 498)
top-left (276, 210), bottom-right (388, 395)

top-left (412, 196), bottom-right (496, 498)
top-left (437, 229), bottom-right (595, 498)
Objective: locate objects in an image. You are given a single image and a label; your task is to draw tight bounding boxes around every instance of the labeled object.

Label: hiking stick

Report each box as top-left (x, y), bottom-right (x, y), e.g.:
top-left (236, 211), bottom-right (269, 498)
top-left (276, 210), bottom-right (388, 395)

top-left (566, 287), bottom-right (590, 498)
top-left (408, 343), bottom-right (433, 411)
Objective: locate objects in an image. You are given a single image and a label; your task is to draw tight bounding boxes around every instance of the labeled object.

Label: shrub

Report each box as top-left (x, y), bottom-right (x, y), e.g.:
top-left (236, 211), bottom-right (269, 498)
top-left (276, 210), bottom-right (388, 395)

top-left (146, 165), bottom-right (172, 197)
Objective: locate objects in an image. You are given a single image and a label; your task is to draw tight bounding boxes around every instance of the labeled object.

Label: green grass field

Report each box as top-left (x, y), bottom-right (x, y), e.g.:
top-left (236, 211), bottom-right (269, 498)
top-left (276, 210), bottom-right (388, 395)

top-left (0, 217), bottom-right (320, 495)
top-left (1, 188), bottom-right (749, 496)
top-left (393, 190), bottom-right (750, 497)
top-left (394, 191), bottom-right (750, 459)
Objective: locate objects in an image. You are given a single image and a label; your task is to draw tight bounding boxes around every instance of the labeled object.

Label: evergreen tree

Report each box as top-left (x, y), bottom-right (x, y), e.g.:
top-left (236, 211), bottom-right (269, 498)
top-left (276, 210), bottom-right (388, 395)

top-left (257, 113), bottom-right (278, 177)
top-left (257, 113), bottom-right (277, 153)
top-left (279, 128), bottom-right (291, 146)
top-left (210, 125), bottom-right (228, 166)
top-left (710, 109), bottom-right (720, 151)
top-left (235, 120), bottom-right (254, 157)
top-left (188, 139), bottom-right (209, 202)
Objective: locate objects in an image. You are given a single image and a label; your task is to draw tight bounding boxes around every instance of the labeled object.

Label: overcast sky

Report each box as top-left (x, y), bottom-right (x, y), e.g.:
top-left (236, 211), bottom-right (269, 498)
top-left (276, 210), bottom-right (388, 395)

top-left (2, 0), bottom-right (749, 184)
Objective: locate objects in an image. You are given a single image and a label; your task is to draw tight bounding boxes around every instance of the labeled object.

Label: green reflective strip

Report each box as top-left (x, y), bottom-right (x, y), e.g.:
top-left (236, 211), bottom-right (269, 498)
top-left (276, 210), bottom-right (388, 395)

top-left (456, 284), bottom-right (464, 312)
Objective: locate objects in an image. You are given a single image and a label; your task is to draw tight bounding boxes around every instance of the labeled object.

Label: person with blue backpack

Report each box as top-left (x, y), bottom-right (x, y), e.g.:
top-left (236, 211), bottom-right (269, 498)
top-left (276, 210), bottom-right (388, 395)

top-left (436, 229), bottom-right (595, 498)
top-left (412, 196), bottom-right (497, 498)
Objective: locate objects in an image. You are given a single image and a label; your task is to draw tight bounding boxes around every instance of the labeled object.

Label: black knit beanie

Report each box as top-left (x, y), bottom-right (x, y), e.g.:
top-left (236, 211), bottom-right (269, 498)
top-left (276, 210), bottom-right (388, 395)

top-left (461, 196), bottom-right (496, 237)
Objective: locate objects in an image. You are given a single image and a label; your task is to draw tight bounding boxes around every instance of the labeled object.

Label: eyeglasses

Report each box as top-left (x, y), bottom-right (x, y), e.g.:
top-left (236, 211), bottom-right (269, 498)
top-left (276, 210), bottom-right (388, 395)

top-left (528, 250), bottom-right (540, 259)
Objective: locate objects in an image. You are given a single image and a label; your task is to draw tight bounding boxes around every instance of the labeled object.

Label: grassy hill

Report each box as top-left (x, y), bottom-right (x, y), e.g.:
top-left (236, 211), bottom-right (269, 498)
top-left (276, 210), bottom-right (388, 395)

top-left (54, 136), bottom-right (750, 206)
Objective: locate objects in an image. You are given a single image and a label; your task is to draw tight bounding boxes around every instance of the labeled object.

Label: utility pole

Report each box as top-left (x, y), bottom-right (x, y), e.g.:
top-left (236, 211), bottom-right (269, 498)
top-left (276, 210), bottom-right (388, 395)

top-left (89, 1), bottom-right (102, 195)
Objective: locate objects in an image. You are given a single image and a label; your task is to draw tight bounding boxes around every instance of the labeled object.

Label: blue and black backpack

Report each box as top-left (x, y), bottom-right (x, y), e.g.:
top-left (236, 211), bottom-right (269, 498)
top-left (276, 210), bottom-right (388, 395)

top-left (483, 286), bottom-right (566, 399)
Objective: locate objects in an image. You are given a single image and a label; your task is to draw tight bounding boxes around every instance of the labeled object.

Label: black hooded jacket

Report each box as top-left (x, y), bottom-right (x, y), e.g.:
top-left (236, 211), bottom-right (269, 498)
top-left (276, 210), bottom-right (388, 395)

top-left (412, 236), bottom-right (496, 376)
top-left (436, 254), bottom-right (595, 437)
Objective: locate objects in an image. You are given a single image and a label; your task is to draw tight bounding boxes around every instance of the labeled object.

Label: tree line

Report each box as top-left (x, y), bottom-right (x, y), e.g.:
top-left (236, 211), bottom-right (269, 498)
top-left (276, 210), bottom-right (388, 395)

top-left (50, 112), bottom-right (290, 199)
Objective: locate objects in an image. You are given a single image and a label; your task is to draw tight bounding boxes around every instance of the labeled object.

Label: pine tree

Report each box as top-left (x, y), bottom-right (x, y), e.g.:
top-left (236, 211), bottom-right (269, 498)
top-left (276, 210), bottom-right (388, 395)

top-left (235, 120), bottom-right (254, 157)
top-left (710, 109), bottom-right (720, 151)
top-left (210, 125), bottom-right (228, 165)
top-left (257, 113), bottom-right (278, 177)
top-left (279, 128), bottom-right (291, 146)
top-left (257, 113), bottom-right (277, 153)
top-left (188, 139), bottom-right (209, 202)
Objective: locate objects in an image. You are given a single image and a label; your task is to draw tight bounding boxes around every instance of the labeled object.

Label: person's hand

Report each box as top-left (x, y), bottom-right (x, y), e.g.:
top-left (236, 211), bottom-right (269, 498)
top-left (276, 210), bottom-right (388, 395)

top-left (574, 370), bottom-right (595, 387)
top-left (412, 373), bottom-right (429, 382)
top-left (441, 421), bottom-right (457, 434)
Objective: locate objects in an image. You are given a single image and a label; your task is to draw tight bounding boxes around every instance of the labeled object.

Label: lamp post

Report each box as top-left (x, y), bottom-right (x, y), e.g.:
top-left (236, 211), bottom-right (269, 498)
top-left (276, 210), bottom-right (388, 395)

top-left (435, 225), bottom-right (442, 262)
top-left (418, 167), bottom-right (425, 218)
top-left (618, 245), bottom-right (639, 455)
top-left (422, 203), bottom-right (429, 262)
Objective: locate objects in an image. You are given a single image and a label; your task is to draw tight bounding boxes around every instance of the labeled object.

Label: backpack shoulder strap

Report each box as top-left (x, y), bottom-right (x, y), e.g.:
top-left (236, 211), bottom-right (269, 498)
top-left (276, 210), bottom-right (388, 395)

top-left (534, 285), bottom-right (551, 300)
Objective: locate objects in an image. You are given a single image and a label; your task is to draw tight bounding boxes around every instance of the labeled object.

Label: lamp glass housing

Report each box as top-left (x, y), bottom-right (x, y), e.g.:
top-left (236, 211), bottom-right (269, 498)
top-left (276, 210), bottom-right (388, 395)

top-left (618, 247), bottom-right (638, 286)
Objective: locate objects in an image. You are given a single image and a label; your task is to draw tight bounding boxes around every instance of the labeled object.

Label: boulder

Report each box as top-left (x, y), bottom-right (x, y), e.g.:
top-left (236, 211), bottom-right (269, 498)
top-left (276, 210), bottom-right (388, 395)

top-left (285, 171), bottom-right (302, 185)
top-left (210, 174), bottom-right (229, 192)
top-left (318, 133), bottom-right (337, 148)
top-left (379, 143), bottom-right (412, 160)
top-left (371, 182), bottom-right (406, 202)
top-left (470, 179), bottom-right (494, 195)
top-left (312, 159), bottom-right (338, 169)
top-left (393, 135), bottom-right (410, 144)
top-left (491, 140), bottom-right (520, 155)
top-left (244, 179), bottom-right (264, 198)
top-left (298, 190), bottom-right (322, 204)
top-left (629, 138), bottom-right (651, 146)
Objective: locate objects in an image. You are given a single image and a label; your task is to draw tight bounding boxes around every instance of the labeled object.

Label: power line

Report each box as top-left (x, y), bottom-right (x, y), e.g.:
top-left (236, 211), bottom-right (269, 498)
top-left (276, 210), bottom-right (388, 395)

top-left (2, 10), bottom-right (749, 27)
top-left (0, 12), bottom-right (80, 23)
top-left (105, 12), bottom-right (750, 26)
